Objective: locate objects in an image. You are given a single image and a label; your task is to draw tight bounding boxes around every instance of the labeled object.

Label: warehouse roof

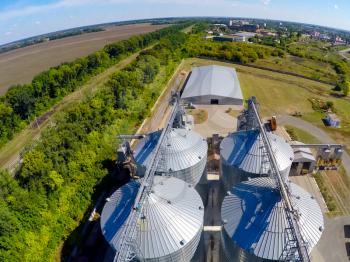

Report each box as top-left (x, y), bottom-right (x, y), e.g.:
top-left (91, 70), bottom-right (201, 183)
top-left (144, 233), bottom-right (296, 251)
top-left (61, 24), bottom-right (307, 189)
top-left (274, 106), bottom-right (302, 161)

top-left (181, 65), bottom-right (243, 100)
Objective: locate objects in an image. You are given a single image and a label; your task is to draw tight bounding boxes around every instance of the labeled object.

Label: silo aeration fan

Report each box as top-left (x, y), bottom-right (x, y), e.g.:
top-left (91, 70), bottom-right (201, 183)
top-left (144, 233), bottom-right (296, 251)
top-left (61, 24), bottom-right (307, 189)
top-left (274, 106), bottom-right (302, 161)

top-left (114, 92), bottom-right (182, 262)
top-left (248, 97), bottom-right (311, 262)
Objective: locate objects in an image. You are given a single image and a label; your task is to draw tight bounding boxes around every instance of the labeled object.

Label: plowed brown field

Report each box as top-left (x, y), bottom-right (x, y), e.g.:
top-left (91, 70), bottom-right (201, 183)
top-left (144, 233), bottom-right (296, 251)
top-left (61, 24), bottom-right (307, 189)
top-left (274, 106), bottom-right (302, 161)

top-left (0, 23), bottom-right (168, 94)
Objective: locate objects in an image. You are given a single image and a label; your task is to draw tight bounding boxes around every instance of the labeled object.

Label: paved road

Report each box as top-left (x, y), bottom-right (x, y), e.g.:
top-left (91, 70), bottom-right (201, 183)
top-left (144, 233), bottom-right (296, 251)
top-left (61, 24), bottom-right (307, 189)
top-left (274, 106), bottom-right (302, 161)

top-left (277, 115), bottom-right (350, 177)
top-left (312, 216), bottom-right (350, 262)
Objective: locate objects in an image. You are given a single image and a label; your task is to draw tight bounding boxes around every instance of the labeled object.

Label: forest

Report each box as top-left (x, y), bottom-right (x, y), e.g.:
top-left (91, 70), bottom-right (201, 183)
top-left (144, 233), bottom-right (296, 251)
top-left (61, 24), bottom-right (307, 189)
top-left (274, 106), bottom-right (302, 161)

top-left (0, 26), bottom-right (187, 261)
top-left (182, 34), bottom-right (285, 63)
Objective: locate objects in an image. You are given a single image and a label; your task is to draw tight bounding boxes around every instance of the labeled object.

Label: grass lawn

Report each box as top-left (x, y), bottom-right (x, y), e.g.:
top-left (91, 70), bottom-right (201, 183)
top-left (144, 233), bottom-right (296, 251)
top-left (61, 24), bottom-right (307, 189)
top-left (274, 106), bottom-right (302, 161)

top-left (181, 58), bottom-right (350, 153)
top-left (187, 109), bottom-right (208, 124)
top-left (252, 54), bottom-right (339, 83)
top-left (315, 167), bottom-right (350, 217)
top-left (284, 125), bottom-right (321, 144)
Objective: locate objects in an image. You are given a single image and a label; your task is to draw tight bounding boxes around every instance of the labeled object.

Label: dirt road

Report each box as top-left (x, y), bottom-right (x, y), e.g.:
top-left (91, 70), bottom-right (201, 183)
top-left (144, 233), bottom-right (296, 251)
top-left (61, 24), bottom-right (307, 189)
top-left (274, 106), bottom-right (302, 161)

top-left (339, 47), bottom-right (350, 62)
top-left (133, 61), bottom-right (187, 137)
top-left (0, 23), bottom-right (168, 94)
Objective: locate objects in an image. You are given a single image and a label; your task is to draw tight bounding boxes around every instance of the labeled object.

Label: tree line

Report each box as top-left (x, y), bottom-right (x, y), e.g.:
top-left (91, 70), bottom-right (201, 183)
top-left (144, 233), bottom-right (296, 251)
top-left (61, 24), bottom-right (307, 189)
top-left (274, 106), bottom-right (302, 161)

top-left (0, 24), bottom-right (295, 261)
top-left (0, 23), bottom-right (190, 147)
top-left (182, 35), bottom-right (285, 64)
top-left (0, 29), bottom-right (188, 261)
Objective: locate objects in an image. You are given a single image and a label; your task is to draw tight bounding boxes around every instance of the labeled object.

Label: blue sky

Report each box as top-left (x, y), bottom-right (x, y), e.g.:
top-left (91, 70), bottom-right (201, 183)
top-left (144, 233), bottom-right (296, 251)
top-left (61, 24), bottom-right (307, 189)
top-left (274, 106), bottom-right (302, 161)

top-left (0, 0), bottom-right (349, 45)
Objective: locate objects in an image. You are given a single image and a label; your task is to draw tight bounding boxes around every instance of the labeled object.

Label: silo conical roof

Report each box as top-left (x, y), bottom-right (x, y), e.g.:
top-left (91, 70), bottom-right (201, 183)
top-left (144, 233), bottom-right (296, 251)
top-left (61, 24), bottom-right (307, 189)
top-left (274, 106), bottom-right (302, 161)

top-left (220, 129), bottom-right (294, 175)
top-left (101, 176), bottom-right (204, 261)
top-left (221, 177), bottom-right (324, 261)
top-left (134, 128), bottom-right (207, 185)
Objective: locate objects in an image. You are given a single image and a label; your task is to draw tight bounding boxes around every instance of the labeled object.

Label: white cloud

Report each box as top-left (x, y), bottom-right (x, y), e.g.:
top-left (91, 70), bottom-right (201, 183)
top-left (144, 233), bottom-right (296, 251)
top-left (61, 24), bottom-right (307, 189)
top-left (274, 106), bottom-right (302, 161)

top-left (5, 31), bottom-right (12, 35)
top-left (35, 20), bottom-right (41, 25)
top-left (261, 0), bottom-right (271, 5)
top-left (334, 4), bottom-right (339, 9)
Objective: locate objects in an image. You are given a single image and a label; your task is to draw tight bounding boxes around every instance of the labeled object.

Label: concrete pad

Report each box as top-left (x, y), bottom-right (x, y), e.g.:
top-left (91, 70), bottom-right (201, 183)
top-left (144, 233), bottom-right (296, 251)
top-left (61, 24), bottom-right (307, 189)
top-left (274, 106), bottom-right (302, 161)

top-left (191, 105), bottom-right (239, 138)
top-left (312, 216), bottom-right (350, 262)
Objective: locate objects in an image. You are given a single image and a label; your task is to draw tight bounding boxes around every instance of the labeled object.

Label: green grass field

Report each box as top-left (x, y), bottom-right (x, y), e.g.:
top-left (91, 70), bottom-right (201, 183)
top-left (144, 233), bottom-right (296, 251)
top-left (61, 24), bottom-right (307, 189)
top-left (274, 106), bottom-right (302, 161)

top-left (252, 54), bottom-right (338, 83)
top-left (284, 125), bottom-right (321, 144)
top-left (182, 58), bottom-right (350, 152)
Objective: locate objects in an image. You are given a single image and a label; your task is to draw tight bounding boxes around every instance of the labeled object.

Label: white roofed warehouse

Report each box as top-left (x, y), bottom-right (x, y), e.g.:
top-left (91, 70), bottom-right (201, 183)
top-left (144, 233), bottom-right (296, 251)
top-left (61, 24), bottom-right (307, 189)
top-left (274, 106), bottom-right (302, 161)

top-left (181, 65), bottom-right (243, 105)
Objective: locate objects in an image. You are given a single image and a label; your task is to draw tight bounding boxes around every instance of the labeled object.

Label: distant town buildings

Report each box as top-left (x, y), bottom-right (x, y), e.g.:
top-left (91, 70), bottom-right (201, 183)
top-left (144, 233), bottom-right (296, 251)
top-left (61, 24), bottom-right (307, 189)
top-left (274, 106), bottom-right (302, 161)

top-left (334, 36), bottom-right (346, 45)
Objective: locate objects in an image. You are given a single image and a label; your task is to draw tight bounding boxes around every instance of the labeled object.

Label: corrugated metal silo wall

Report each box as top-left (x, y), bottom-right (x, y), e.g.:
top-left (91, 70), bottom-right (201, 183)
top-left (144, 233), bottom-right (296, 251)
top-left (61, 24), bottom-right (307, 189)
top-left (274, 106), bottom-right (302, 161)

top-left (170, 154), bottom-right (207, 186)
top-left (220, 157), bottom-right (292, 194)
top-left (195, 168), bottom-right (209, 207)
top-left (220, 230), bottom-right (266, 262)
top-left (220, 157), bottom-right (264, 193)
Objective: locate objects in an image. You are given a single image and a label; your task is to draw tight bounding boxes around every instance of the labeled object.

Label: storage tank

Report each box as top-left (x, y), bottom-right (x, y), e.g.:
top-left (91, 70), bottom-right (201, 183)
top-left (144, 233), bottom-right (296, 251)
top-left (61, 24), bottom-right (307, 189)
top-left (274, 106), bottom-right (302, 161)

top-left (101, 176), bottom-right (204, 262)
top-left (220, 129), bottom-right (294, 191)
top-left (221, 177), bottom-right (324, 261)
top-left (134, 128), bottom-right (208, 186)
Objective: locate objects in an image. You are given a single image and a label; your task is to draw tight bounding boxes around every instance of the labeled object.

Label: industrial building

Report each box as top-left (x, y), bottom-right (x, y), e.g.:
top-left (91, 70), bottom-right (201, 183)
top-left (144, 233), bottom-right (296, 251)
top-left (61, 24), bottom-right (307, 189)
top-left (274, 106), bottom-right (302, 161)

top-left (133, 128), bottom-right (208, 186)
top-left (221, 177), bottom-right (324, 261)
top-left (101, 176), bottom-right (204, 262)
top-left (99, 90), bottom-right (333, 261)
top-left (220, 129), bottom-right (294, 190)
top-left (181, 65), bottom-right (243, 105)
top-left (290, 141), bottom-right (316, 175)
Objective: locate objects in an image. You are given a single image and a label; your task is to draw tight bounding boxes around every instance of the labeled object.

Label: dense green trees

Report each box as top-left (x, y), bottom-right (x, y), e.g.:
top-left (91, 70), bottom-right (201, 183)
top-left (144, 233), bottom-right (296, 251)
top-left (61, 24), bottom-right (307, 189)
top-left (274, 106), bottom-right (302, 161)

top-left (0, 29), bottom-right (187, 262)
top-left (0, 23), bottom-right (190, 148)
top-left (0, 23), bottom-right (296, 261)
top-left (183, 35), bottom-right (283, 64)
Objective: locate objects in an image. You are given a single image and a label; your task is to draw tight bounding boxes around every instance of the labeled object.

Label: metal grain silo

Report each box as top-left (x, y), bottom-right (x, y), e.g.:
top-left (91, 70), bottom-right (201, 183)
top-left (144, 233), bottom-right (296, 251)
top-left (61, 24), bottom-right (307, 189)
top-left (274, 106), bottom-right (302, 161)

top-left (220, 177), bottom-right (324, 262)
top-left (101, 176), bottom-right (204, 262)
top-left (220, 129), bottom-right (294, 191)
top-left (134, 128), bottom-right (208, 186)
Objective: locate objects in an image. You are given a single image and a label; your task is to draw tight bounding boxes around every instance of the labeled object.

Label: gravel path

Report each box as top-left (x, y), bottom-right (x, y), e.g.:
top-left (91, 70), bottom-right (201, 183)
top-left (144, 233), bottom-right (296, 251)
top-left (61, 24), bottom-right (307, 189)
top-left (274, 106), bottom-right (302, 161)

top-left (339, 47), bottom-right (350, 62)
top-left (277, 115), bottom-right (350, 177)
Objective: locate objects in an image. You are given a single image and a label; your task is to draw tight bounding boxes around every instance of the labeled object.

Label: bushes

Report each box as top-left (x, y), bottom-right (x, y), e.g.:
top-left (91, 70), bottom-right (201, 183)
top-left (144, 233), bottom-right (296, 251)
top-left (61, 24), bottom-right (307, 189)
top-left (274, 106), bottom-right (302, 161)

top-left (314, 172), bottom-right (337, 212)
top-left (183, 35), bottom-right (277, 64)
top-left (334, 61), bottom-right (349, 75)
top-left (0, 31), bottom-right (187, 261)
top-left (0, 23), bottom-right (190, 148)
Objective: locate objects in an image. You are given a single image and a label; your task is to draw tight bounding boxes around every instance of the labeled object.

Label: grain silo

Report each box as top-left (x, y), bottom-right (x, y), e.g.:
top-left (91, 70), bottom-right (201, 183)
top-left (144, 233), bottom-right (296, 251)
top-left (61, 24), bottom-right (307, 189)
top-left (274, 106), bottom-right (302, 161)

top-left (220, 177), bottom-right (324, 261)
top-left (101, 176), bottom-right (204, 262)
top-left (220, 129), bottom-right (294, 191)
top-left (134, 128), bottom-right (208, 186)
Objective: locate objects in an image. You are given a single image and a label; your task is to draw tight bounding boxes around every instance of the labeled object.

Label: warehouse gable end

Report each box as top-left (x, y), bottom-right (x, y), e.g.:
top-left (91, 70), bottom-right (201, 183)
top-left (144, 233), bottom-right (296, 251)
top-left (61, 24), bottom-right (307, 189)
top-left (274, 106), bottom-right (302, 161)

top-left (181, 65), bottom-right (243, 105)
